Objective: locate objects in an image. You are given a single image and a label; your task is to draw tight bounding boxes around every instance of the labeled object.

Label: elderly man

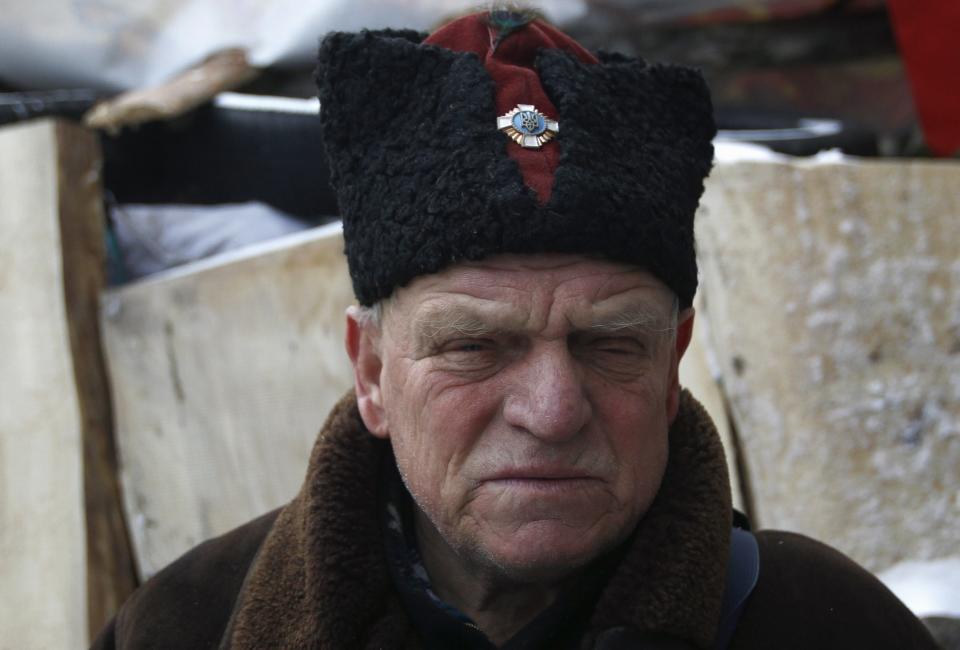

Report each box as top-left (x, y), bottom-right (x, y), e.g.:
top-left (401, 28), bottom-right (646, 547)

top-left (93, 10), bottom-right (937, 650)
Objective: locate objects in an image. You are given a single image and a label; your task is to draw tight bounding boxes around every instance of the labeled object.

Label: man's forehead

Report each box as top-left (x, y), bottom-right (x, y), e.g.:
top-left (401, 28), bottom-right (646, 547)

top-left (402, 254), bottom-right (669, 296)
top-left (389, 254), bottom-right (676, 331)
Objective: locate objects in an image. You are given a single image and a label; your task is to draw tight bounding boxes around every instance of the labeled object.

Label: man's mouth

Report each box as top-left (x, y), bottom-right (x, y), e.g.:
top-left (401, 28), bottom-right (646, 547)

top-left (483, 466), bottom-right (596, 482)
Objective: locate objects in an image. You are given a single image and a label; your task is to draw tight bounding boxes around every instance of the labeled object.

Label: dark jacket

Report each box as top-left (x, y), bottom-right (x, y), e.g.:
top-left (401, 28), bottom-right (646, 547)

top-left (92, 392), bottom-right (938, 649)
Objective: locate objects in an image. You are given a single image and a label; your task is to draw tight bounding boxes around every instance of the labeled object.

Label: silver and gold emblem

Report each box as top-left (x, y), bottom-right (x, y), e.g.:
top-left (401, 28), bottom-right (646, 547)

top-left (497, 104), bottom-right (559, 148)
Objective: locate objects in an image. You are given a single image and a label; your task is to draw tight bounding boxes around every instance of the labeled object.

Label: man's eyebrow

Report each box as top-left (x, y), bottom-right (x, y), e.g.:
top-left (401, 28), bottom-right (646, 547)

top-left (589, 302), bottom-right (675, 335)
top-left (412, 305), bottom-right (503, 343)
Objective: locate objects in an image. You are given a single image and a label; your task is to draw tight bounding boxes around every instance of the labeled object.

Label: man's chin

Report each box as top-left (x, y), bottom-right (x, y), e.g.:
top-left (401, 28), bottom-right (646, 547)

top-left (470, 522), bottom-right (626, 584)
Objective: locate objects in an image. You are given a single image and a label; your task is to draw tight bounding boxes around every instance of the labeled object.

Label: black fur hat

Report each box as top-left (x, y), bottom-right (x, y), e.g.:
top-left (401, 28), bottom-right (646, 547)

top-left (316, 12), bottom-right (715, 307)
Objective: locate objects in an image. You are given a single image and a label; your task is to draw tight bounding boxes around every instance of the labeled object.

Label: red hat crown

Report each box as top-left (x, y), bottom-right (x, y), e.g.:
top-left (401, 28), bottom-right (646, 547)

top-left (425, 12), bottom-right (598, 204)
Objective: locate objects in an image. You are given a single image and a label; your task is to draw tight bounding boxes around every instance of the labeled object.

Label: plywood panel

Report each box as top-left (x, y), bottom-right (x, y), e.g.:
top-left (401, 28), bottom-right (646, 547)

top-left (54, 122), bottom-right (138, 635)
top-left (696, 150), bottom-right (960, 572)
top-left (679, 294), bottom-right (744, 513)
top-left (101, 223), bottom-right (355, 578)
top-left (0, 120), bottom-right (87, 648)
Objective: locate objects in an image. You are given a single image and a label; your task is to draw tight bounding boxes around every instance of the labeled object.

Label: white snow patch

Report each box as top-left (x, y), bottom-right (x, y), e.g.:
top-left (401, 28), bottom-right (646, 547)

top-left (713, 141), bottom-right (788, 164)
top-left (879, 557), bottom-right (960, 618)
top-left (811, 148), bottom-right (848, 165)
top-left (807, 356), bottom-right (824, 383)
top-left (713, 142), bottom-right (854, 167)
top-left (807, 280), bottom-right (836, 306)
top-left (825, 246), bottom-right (850, 276)
top-left (805, 310), bottom-right (842, 329)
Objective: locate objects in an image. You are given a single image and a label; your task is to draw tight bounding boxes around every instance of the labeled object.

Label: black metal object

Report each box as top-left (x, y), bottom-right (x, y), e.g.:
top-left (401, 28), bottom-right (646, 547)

top-left (715, 108), bottom-right (880, 156)
top-left (99, 102), bottom-right (338, 220)
top-left (0, 89), bottom-right (102, 125)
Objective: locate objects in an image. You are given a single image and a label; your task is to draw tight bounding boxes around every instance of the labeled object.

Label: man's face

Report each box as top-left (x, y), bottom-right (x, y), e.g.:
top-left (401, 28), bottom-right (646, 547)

top-left (348, 254), bottom-right (692, 582)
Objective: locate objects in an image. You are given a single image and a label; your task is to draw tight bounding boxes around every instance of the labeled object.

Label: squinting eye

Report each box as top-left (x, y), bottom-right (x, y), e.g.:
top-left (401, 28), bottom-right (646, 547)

top-left (435, 338), bottom-right (503, 375)
top-left (440, 339), bottom-right (495, 355)
top-left (592, 338), bottom-right (646, 355)
top-left (454, 342), bottom-right (487, 353)
top-left (576, 336), bottom-right (655, 380)
top-left (599, 346), bottom-right (632, 355)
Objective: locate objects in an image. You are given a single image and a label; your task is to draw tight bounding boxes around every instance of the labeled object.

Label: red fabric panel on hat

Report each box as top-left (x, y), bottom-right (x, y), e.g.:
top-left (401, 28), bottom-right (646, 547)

top-left (425, 14), bottom-right (598, 204)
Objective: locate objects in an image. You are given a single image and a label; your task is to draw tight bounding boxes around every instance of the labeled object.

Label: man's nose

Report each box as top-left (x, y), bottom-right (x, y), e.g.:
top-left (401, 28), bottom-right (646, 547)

top-left (502, 342), bottom-right (592, 442)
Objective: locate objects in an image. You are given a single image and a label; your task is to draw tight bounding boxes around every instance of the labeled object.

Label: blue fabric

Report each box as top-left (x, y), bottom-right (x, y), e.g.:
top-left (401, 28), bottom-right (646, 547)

top-left (713, 528), bottom-right (760, 650)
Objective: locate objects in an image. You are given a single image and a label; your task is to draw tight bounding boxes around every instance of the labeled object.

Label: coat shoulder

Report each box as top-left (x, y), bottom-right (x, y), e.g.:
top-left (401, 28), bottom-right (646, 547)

top-left (731, 530), bottom-right (938, 649)
top-left (90, 508), bottom-right (280, 650)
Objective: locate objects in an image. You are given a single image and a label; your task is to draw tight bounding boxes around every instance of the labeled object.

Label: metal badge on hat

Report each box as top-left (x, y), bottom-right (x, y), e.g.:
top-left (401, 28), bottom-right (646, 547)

top-left (497, 104), bottom-right (558, 148)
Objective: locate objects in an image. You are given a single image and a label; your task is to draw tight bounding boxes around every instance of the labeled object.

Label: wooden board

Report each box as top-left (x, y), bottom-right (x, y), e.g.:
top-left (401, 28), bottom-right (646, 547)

top-left (55, 122), bottom-right (138, 636)
top-left (0, 120), bottom-right (90, 647)
top-left (696, 149), bottom-right (960, 572)
top-left (101, 223), bottom-right (355, 578)
top-left (679, 293), bottom-right (745, 513)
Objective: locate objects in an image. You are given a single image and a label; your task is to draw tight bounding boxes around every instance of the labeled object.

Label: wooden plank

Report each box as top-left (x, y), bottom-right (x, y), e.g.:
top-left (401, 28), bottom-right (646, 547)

top-left (85, 49), bottom-right (258, 133)
top-left (0, 119), bottom-right (87, 647)
top-left (54, 122), bottom-right (138, 637)
top-left (101, 224), bottom-right (355, 578)
top-left (696, 149), bottom-right (960, 572)
top-left (679, 292), bottom-right (745, 513)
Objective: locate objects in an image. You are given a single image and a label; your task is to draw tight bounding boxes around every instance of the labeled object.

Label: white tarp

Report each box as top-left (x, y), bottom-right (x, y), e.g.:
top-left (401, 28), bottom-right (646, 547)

top-left (0, 0), bottom-right (586, 91)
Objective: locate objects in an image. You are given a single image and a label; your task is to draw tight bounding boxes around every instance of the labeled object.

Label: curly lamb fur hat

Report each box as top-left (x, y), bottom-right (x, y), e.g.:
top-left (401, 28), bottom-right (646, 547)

top-left (316, 11), bottom-right (715, 307)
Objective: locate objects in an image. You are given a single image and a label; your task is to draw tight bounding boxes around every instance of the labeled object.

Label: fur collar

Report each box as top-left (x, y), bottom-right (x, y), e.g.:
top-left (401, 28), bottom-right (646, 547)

top-left (224, 390), bottom-right (732, 649)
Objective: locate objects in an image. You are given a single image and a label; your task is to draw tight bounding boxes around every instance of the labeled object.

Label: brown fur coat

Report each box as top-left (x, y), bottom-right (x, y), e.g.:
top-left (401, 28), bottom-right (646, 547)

top-left (92, 391), bottom-right (937, 649)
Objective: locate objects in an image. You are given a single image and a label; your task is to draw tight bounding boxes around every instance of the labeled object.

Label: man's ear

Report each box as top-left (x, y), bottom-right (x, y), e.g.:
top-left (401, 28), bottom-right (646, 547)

top-left (666, 307), bottom-right (696, 424)
top-left (345, 306), bottom-right (390, 439)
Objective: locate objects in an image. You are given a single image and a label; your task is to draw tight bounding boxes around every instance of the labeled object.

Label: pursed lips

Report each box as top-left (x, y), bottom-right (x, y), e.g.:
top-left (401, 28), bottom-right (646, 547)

top-left (478, 470), bottom-right (603, 500)
top-left (482, 466), bottom-right (597, 482)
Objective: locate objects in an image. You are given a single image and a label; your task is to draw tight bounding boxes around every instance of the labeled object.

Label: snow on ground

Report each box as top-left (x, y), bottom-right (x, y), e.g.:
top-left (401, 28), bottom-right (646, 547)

top-left (879, 557), bottom-right (960, 618)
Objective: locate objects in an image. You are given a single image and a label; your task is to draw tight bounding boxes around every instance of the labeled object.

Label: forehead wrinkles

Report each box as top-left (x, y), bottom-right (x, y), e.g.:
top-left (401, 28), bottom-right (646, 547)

top-left (528, 268), bottom-right (658, 333)
top-left (407, 293), bottom-right (673, 345)
top-left (393, 263), bottom-right (674, 338)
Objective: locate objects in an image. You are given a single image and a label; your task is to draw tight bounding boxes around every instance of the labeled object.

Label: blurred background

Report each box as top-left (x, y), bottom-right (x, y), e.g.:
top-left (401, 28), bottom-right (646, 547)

top-left (1, 1), bottom-right (958, 648)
